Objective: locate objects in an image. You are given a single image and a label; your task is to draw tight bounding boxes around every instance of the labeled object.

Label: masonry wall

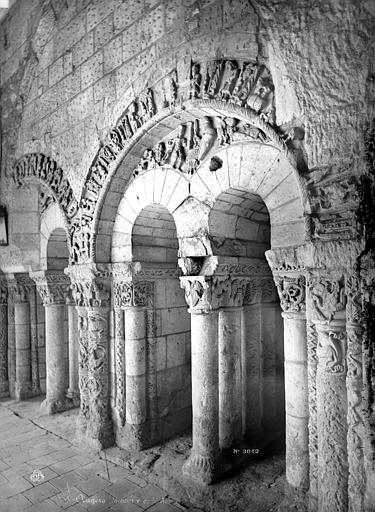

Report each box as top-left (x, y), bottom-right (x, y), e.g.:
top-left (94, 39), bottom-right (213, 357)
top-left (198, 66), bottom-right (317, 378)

top-left (0, 0), bottom-right (373, 272)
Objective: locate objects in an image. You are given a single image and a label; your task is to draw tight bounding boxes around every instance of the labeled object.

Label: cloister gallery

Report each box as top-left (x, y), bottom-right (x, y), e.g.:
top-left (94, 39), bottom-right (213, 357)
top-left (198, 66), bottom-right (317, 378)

top-left (0, 0), bottom-right (374, 511)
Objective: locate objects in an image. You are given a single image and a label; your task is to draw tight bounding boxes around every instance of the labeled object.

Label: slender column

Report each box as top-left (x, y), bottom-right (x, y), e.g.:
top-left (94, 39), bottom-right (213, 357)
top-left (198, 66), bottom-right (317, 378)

top-left (306, 319), bottom-right (318, 502)
top-left (11, 277), bottom-right (33, 400)
top-left (180, 275), bottom-right (220, 484)
top-left (31, 271), bottom-right (72, 414)
top-left (7, 281), bottom-right (16, 397)
top-left (68, 265), bottom-right (114, 450)
top-left (0, 280), bottom-right (9, 397)
top-left (29, 286), bottom-right (41, 395)
top-left (308, 273), bottom-right (348, 512)
top-left (275, 274), bottom-right (309, 490)
top-left (261, 303), bottom-right (279, 437)
top-left (66, 301), bottom-right (80, 403)
top-left (243, 302), bottom-right (263, 443)
top-left (218, 307), bottom-right (242, 449)
top-left (345, 275), bottom-right (364, 512)
top-left (113, 307), bottom-right (126, 426)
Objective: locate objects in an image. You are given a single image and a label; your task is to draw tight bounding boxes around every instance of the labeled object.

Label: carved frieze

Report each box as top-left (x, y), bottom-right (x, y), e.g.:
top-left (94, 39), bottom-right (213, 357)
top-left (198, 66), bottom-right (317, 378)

top-left (311, 211), bottom-right (360, 241)
top-left (31, 271), bottom-right (71, 306)
top-left (274, 275), bottom-right (306, 313)
top-left (113, 281), bottom-right (154, 309)
top-left (345, 274), bottom-right (362, 325)
top-left (308, 274), bottom-right (346, 322)
top-left (13, 153), bottom-right (78, 219)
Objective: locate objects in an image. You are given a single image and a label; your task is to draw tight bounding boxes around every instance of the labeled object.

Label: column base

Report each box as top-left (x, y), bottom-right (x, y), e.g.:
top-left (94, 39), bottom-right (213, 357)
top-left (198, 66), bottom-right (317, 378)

top-left (182, 451), bottom-right (231, 485)
top-left (40, 396), bottom-right (77, 415)
top-left (66, 389), bottom-right (80, 407)
top-left (115, 422), bottom-right (153, 451)
top-left (14, 381), bottom-right (33, 400)
top-left (76, 416), bottom-right (115, 451)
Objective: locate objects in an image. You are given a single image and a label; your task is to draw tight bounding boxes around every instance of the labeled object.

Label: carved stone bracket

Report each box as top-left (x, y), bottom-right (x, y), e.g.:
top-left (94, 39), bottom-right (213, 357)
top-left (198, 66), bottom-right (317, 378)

top-left (30, 271), bottom-right (71, 306)
top-left (6, 274), bottom-right (34, 303)
top-left (66, 264), bottom-right (111, 308)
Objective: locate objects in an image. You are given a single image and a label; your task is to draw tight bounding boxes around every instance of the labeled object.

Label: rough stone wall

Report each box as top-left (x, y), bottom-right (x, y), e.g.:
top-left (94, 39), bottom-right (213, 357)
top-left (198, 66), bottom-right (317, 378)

top-left (0, 0), bottom-right (373, 270)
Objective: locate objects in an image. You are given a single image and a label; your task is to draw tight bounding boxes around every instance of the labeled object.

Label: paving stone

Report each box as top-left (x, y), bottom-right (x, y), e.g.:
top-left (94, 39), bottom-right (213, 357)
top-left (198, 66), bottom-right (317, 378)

top-left (22, 480), bottom-right (60, 504)
top-left (75, 461), bottom-right (107, 480)
top-left (147, 502), bottom-right (184, 512)
top-left (105, 479), bottom-right (140, 499)
top-left (23, 465), bottom-right (59, 486)
top-left (50, 485), bottom-right (87, 509)
top-left (76, 489), bottom-right (114, 512)
top-left (25, 497), bottom-right (62, 512)
top-left (127, 485), bottom-right (168, 510)
top-left (49, 446), bottom-right (81, 462)
top-left (109, 501), bottom-right (143, 512)
top-left (50, 455), bottom-right (89, 475)
top-left (76, 475), bottom-right (112, 496)
top-left (50, 470), bottom-right (84, 491)
top-left (1, 493), bottom-right (31, 511)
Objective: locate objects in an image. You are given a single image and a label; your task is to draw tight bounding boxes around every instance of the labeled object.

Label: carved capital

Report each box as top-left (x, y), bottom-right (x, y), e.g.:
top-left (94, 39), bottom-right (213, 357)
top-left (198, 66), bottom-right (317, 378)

top-left (30, 271), bottom-right (71, 306)
top-left (7, 274), bottom-right (34, 303)
top-left (274, 274), bottom-right (306, 313)
top-left (113, 281), bottom-right (154, 308)
top-left (316, 324), bottom-right (346, 375)
top-left (66, 264), bottom-right (111, 308)
top-left (307, 273), bottom-right (346, 323)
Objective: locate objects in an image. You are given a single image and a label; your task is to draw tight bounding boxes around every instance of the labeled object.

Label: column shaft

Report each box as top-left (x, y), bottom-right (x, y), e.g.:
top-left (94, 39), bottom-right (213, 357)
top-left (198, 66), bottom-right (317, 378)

top-left (243, 304), bottom-right (263, 442)
top-left (316, 323), bottom-right (348, 512)
top-left (183, 310), bottom-right (220, 484)
top-left (283, 312), bottom-right (309, 489)
top-left (218, 307), bottom-right (242, 449)
top-left (124, 307), bottom-right (146, 427)
top-left (114, 307), bottom-right (125, 426)
top-left (0, 304), bottom-right (9, 397)
top-left (7, 300), bottom-right (16, 397)
top-left (14, 302), bottom-right (32, 400)
top-left (29, 288), bottom-right (40, 395)
top-left (66, 303), bottom-right (79, 402)
top-left (41, 304), bottom-right (67, 413)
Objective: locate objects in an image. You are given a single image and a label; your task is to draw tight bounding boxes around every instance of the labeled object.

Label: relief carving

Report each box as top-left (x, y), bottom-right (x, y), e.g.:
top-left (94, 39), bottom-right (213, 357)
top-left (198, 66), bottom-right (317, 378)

top-left (113, 281), bottom-right (154, 308)
top-left (274, 275), bottom-right (306, 313)
top-left (317, 328), bottom-right (346, 374)
top-left (308, 275), bottom-right (346, 322)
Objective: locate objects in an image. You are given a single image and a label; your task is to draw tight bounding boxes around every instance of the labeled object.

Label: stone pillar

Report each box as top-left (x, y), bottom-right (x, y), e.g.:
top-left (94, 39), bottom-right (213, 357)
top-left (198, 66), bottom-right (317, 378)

top-left (218, 307), bottom-right (242, 449)
top-left (31, 271), bottom-right (72, 414)
top-left (306, 319), bottom-right (318, 502)
top-left (0, 279), bottom-right (9, 397)
top-left (243, 298), bottom-right (263, 444)
top-left (29, 286), bottom-right (41, 395)
top-left (113, 279), bottom-right (153, 449)
top-left (275, 274), bottom-right (309, 490)
top-left (68, 265), bottom-right (114, 450)
top-left (308, 273), bottom-right (348, 512)
top-left (66, 301), bottom-right (80, 404)
top-left (10, 277), bottom-right (33, 400)
top-left (345, 275), bottom-right (364, 512)
top-left (180, 275), bottom-right (221, 484)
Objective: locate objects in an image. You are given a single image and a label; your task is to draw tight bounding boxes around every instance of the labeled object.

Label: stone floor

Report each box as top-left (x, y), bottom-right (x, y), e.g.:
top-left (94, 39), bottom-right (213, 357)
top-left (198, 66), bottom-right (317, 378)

top-left (0, 397), bottom-right (305, 512)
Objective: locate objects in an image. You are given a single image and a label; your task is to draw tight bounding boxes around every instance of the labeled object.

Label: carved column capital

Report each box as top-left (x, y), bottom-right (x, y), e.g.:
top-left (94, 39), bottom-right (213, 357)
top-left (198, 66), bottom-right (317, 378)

top-left (6, 274), bottom-right (34, 303)
top-left (113, 280), bottom-right (154, 308)
top-left (307, 272), bottom-right (346, 323)
top-left (274, 274), bottom-right (306, 314)
top-left (65, 264), bottom-right (111, 308)
top-left (30, 271), bottom-right (71, 306)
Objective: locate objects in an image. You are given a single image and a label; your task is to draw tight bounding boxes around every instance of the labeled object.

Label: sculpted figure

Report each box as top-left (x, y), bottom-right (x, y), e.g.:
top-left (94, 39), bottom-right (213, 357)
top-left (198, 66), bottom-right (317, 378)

top-left (190, 63), bottom-right (201, 99)
top-left (220, 61), bottom-right (238, 101)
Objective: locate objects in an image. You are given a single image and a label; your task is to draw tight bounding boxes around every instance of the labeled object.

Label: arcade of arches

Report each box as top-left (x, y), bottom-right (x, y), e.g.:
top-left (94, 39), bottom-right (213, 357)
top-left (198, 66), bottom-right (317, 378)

top-left (0, 1), bottom-right (374, 511)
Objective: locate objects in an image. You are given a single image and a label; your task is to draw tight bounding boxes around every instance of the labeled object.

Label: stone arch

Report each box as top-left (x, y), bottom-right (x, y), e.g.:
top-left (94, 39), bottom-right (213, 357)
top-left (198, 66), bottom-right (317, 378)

top-left (13, 153), bottom-right (79, 223)
top-left (72, 55), bottom-right (309, 264)
top-left (111, 138), bottom-right (307, 263)
top-left (40, 202), bottom-right (69, 270)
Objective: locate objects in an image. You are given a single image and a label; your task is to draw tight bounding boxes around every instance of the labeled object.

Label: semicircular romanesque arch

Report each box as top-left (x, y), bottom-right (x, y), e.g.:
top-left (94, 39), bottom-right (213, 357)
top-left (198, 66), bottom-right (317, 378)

top-left (72, 57), bottom-right (311, 264)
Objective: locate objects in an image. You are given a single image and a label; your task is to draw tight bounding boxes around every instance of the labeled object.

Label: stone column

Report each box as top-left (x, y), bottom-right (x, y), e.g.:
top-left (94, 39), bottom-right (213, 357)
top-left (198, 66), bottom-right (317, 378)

top-left (306, 318), bottom-right (318, 502)
top-left (180, 275), bottom-right (221, 484)
top-left (31, 271), bottom-right (72, 414)
top-left (29, 286), bottom-right (41, 395)
top-left (0, 279), bottom-right (9, 397)
top-left (10, 277), bottom-right (33, 400)
top-left (7, 279), bottom-right (16, 397)
top-left (308, 273), bottom-right (348, 512)
top-left (218, 306), bottom-right (242, 449)
top-left (66, 299), bottom-right (80, 404)
top-left (345, 275), bottom-right (364, 512)
top-left (275, 274), bottom-right (309, 490)
top-left (116, 280), bottom-right (153, 449)
top-left (113, 306), bottom-right (126, 426)
top-left (68, 264), bottom-right (114, 450)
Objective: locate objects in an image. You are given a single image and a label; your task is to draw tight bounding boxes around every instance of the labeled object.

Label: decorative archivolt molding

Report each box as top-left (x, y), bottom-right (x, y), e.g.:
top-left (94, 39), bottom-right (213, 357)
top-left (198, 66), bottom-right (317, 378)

top-left (13, 153), bottom-right (78, 220)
